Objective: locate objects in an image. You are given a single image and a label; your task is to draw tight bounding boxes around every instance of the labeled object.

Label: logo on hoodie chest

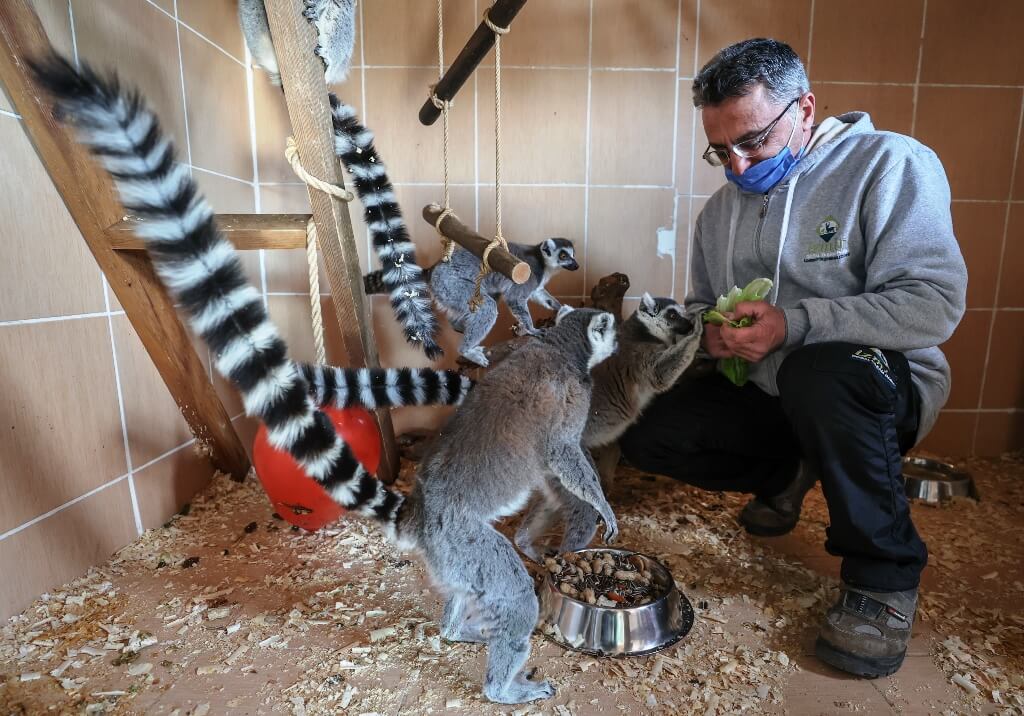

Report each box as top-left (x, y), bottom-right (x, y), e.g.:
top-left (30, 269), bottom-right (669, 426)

top-left (803, 215), bottom-right (850, 263)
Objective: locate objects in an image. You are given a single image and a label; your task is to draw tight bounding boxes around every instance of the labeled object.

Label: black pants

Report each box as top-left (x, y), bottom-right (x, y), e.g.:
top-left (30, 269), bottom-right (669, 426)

top-left (620, 342), bottom-right (926, 592)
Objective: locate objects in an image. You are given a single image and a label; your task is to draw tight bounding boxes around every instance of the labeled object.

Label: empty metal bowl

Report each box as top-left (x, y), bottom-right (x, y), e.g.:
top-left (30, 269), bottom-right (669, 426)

top-left (903, 456), bottom-right (976, 503)
top-left (537, 548), bottom-right (694, 657)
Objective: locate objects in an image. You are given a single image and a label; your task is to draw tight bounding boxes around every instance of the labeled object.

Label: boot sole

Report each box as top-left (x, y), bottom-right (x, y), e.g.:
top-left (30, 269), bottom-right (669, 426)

top-left (815, 637), bottom-right (905, 678)
top-left (739, 516), bottom-right (798, 537)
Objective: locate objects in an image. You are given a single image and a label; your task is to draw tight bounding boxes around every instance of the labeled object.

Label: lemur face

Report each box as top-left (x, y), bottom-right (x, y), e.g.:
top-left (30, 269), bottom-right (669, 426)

top-left (637, 293), bottom-right (695, 344)
top-left (541, 238), bottom-right (580, 272)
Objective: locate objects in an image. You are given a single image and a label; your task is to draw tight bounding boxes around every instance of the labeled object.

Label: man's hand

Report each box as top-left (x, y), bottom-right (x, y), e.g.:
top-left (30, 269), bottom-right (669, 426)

top-left (720, 301), bottom-right (786, 362)
top-left (702, 322), bottom-right (734, 358)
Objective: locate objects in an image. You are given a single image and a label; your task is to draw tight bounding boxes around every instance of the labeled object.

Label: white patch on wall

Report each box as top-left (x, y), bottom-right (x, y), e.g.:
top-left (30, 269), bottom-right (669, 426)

top-left (656, 226), bottom-right (676, 261)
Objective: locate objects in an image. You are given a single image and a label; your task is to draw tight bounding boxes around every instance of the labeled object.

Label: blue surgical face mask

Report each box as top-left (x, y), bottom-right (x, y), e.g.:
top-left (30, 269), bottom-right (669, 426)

top-left (725, 143), bottom-right (805, 194)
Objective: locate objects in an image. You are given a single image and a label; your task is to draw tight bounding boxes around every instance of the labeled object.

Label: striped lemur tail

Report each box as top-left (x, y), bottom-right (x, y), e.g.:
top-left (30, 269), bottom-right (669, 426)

top-left (363, 265), bottom-right (433, 295)
top-left (327, 96), bottom-right (441, 358)
top-left (31, 55), bottom-right (470, 528)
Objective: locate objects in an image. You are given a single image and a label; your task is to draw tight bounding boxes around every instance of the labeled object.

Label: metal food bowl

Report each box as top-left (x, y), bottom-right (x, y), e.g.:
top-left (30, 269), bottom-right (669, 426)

top-left (903, 456), bottom-right (976, 504)
top-left (537, 548), bottom-right (694, 657)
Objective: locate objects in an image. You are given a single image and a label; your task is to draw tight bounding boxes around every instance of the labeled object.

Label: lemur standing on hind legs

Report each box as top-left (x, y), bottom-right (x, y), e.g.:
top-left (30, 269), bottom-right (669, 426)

top-left (364, 239), bottom-right (581, 367)
top-left (36, 55), bottom-right (619, 706)
top-left (514, 293), bottom-right (705, 564)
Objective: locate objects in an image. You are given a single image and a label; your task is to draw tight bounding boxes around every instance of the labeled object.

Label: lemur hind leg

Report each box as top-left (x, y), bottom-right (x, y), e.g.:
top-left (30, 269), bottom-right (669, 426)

top-left (456, 296), bottom-right (499, 367)
top-left (435, 523), bottom-right (555, 704)
top-left (440, 592), bottom-right (487, 644)
top-left (514, 495), bottom-right (561, 563)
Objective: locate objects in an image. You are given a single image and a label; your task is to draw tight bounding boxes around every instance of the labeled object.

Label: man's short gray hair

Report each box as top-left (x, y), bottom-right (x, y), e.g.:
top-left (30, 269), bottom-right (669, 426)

top-left (692, 38), bottom-right (809, 108)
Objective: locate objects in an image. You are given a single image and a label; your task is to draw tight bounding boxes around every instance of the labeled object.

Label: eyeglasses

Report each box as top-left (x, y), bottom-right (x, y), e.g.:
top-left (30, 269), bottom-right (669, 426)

top-left (702, 97), bottom-right (800, 167)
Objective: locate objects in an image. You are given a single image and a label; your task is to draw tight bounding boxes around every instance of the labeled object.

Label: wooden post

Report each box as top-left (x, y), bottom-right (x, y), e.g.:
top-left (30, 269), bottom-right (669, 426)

top-left (423, 203), bottom-right (531, 284)
top-left (0, 0), bottom-right (250, 480)
top-left (419, 0), bottom-right (529, 126)
top-left (261, 0), bottom-right (399, 483)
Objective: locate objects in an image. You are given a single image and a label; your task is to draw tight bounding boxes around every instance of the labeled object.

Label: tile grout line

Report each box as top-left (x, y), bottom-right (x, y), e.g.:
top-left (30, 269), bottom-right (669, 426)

top-left (668, 0), bottom-right (683, 298)
top-left (910, 0), bottom-right (927, 137)
top-left (581, 0), bottom-right (594, 295)
top-left (177, 21), bottom-right (246, 68)
top-left (67, 0), bottom-right (79, 66)
top-left (473, 0), bottom-right (480, 234)
top-left (0, 474), bottom-right (132, 543)
top-left (0, 433), bottom-right (207, 543)
top-left (805, 0), bottom-right (815, 77)
top-left (172, 0), bottom-right (193, 168)
top-left (0, 311), bottom-right (120, 327)
top-left (242, 43), bottom-right (269, 313)
top-left (190, 165), bottom-right (255, 186)
top-left (944, 408), bottom-right (1022, 414)
top-left (972, 87), bottom-right (1024, 452)
top-left (72, 0), bottom-right (139, 537)
top-left (685, 0), bottom-right (702, 300)
top-left (101, 280), bottom-right (143, 536)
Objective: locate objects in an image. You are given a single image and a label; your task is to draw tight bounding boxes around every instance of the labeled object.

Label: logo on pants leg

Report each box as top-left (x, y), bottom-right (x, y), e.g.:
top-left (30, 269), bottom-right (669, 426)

top-left (851, 347), bottom-right (895, 387)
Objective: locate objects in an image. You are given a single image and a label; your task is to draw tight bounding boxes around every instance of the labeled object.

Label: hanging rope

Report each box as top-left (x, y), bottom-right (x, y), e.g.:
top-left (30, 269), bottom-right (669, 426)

top-left (469, 5), bottom-right (512, 311)
top-left (284, 135), bottom-right (355, 364)
top-left (305, 219), bottom-right (327, 365)
top-left (430, 0), bottom-right (457, 263)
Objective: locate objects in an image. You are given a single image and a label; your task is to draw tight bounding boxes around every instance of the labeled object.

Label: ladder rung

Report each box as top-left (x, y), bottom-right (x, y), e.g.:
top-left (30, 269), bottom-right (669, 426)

top-left (106, 213), bottom-right (312, 250)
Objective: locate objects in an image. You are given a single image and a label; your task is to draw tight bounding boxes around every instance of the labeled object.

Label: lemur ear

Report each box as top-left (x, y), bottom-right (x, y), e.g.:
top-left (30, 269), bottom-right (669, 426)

top-left (555, 304), bottom-right (574, 324)
top-left (541, 239), bottom-right (553, 256)
top-left (640, 292), bottom-right (656, 312)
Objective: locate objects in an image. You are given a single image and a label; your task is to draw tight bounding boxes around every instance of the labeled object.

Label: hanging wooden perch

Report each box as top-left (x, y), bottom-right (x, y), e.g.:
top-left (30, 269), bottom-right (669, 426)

top-left (418, 0), bottom-right (528, 126)
top-left (422, 203), bottom-right (531, 284)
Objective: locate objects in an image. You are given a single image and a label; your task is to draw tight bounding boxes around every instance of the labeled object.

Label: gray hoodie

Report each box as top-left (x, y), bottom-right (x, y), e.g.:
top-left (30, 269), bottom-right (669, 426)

top-left (687, 112), bottom-right (968, 441)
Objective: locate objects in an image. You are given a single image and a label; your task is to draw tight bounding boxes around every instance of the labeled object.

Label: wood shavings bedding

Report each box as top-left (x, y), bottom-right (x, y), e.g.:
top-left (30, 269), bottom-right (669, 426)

top-left (0, 453), bottom-right (1020, 714)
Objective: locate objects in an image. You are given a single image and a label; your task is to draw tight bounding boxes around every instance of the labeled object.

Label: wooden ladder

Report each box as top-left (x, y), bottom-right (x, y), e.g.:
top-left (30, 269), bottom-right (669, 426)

top-left (0, 0), bottom-right (400, 483)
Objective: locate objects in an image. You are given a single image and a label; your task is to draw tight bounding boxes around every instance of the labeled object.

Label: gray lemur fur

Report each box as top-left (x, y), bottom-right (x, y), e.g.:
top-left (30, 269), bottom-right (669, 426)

top-left (239, 0), bottom-right (356, 85)
top-left (393, 305), bottom-right (618, 704)
top-left (429, 238), bottom-right (580, 367)
top-left (514, 293), bottom-right (704, 564)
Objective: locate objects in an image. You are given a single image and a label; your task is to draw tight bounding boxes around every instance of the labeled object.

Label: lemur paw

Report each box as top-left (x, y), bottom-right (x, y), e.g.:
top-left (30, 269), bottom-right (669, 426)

top-left (602, 516), bottom-right (619, 545)
top-left (461, 347), bottom-right (489, 367)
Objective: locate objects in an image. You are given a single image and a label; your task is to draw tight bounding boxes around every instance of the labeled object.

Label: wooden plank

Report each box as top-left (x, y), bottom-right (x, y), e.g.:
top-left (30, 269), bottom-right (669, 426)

top-left (419, 0), bottom-right (529, 125)
top-left (423, 203), bottom-right (531, 284)
top-left (262, 0), bottom-right (399, 484)
top-left (107, 214), bottom-right (312, 251)
top-left (0, 0), bottom-right (251, 481)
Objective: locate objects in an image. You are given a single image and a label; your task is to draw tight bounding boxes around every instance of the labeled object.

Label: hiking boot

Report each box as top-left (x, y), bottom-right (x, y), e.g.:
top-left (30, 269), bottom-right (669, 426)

top-left (815, 584), bottom-right (917, 678)
top-left (739, 461), bottom-right (817, 537)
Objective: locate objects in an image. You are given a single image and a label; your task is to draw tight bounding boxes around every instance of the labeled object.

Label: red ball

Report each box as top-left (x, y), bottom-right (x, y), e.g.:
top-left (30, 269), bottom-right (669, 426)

top-left (252, 406), bottom-right (381, 531)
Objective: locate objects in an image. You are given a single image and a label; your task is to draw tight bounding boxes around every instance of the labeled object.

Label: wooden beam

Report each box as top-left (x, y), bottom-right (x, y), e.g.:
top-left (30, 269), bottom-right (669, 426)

top-left (419, 0), bottom-right (529, 126)
top-left (262, 0), bottom-right (399, 484)
top-left (423, 203), bottom-right (531, 284)
top-left (0, 0), bottom-right (251, 480)
top-left (107, 214), bottom-right (312, 251)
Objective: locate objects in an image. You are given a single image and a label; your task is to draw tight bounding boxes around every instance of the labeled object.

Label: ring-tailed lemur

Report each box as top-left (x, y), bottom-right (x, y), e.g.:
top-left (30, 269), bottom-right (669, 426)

top-left (396, 304), bottom-right (618, 703)
top-left (239, 0), bottom-right (441, 360)
top-left (364, 239), bottom-right (580, 366)
top-left (36, 56), bottom-right (618, 706)
top-left (32, 56), bottom-right (465, 527)
top-left (515, 293), bottom-right (704, 563)
top-left (239, 0), bottom-right (356, 85)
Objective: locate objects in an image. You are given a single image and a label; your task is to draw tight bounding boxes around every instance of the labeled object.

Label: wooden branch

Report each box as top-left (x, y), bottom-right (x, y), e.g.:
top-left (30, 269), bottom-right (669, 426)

top-left (0, 0), bottom-right (250, 480)
top-left (418, 0), bottom-right (529, 126)
top-left (422, 203), bottom-right (531, 284)
top-left (107, 214), bottom-right (312, 251)
top-left (263, 0), bottom-right (399, 483)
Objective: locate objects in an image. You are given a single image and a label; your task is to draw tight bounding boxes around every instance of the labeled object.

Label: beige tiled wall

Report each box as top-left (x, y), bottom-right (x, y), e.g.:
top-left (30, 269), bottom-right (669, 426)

top-left (2, 0), bottom-right (1023, 617)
